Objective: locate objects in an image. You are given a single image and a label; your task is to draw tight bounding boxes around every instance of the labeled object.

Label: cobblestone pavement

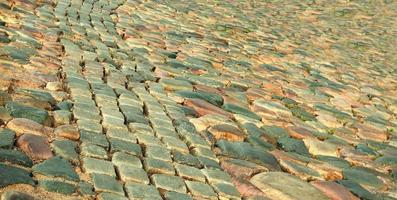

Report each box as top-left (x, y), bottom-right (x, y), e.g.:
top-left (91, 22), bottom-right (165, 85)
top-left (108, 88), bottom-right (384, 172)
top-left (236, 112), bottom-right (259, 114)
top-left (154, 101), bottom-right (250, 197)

top-left (1, 0), bottom-right (397, 199)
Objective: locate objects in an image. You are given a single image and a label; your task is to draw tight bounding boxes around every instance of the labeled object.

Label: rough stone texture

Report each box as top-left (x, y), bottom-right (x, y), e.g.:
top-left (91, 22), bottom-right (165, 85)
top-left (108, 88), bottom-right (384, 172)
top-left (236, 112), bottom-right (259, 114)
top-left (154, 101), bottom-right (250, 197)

top-left (1, 0), bottom-right (397, 199)
top-left (250, 172), bottom-right (331, 200)
top-left (16, 134), bottom-right (53, 161)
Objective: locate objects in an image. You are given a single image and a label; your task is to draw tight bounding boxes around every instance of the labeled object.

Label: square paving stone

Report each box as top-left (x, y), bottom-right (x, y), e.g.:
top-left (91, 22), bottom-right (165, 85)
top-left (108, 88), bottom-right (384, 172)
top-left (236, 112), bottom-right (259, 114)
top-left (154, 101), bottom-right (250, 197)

top-left (145, 145), bottom-right (172, 162)
top-left (80, 130), bottom-right (109, 148)
top-left (175, 163), bottom-right (205, 182)
top-left (110, 138), bottom-right (142, 156)
top-left (144, 158), bottom-right (175, 175)
top-left (117, 164), bottom-right (149, 184)
top-left (112, 152), bottom-right (142, 168)
top-left (97, 192), bottom-right (128, 200)
top-left (151, 174), bottom-right (187, 193)
top-left (91, 173), bottom-right (124, 195)
top-left (125, 182), bottom-right (162, 199)
top-left (82, 157), bottom-right (115, 177)
top-left (81, 143), bottom-right (108, 159)
top-left (165, 191), bottom-right (193, 200)
top-left (185, 180), bottom-right (217, 200)
top-left (51, 139), bottom-right (78, 163)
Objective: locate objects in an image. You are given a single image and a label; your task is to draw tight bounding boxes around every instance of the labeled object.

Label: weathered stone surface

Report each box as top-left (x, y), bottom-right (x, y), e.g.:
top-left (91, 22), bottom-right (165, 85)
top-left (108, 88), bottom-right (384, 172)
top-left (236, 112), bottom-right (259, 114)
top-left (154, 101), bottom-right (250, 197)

top-left (0, 163), bottom-right (35, 187)
top-left (0, 149), bottom-right (33, 167)
top-left (54, 125), bottom-right (79, 140)
top-left (250, 172), bottom-right (331, 200)
top-left (151, 174), bottom-right (187, 193)
top-left (311, 181), bottom-right (359, 200)
top-left (125, 182), bottom-right (162, 199)
top-left (208, 124), bottom-right (245, 142)
top-left (0, 191), bottom-right (36, 200)
top-left (0, 128), bottom-right (15, 149)
top-left (185, 181), bottom-right (217, 200)
top-left (6, 102), bottom-right (49, 125)
top-left (16, 134), bottom-right (53, 160)
top-left (7, 118), bottom-right (51, 137)
top-left (32, 156), bottom-right (79, 181)
top-left (38, 180), bottom-right (76, 195)
top-left (91, 173), bottom-right (124, 195)
top-left (82, 157), bottom-right (115, 177)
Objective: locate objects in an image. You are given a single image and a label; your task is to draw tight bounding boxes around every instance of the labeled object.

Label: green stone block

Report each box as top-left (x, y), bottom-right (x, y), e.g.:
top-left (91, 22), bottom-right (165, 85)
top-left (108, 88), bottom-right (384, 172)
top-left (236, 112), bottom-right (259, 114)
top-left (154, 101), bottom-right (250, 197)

top-left (32, 156), bottom-right (79, 181)
top-left (0, 149), bottom-right (32, 167)
top-left (6, 102), bottom-right (49, 125)
top-left (125, 182), bottom-right (162, 200)
top-left (0, 128), bottom-right (15, 149)
top-left (0, 163), bottom-right (35, 187)
top-left (97, 192), bottom-right (128, 200)
top-left (78, 181), bottom-right (94, 196)
top-left (223, 103), bottom-right (260, 120)
top-left (80, 130), bottom-right (109, 148)
top-left (185, 181), bottom-right (217, 199)
top-left (82, 157), bottom-right (115, 177)
top-left (164, 191), bottom-right (193, 200)
top-left (277, 137), bottom-right (310, 156)
top-left (151, 174), bottom-right (186, 193)
top-left (81, 143), bottom-right (108, 159)
top-left (112, 152), bottom-right (142, 168)
top-left (38, 180), bottom-right (76, 195)
top-left (144, 158), bottom-right (175, 175)
top-left (110, 138), bottom-right (141, 156)
top-left (52, 139), bottom-right (78, 163)
top-left (117, 165), bottom-right (149, 184)
top-left (91, 173), bottom-right (124, 195)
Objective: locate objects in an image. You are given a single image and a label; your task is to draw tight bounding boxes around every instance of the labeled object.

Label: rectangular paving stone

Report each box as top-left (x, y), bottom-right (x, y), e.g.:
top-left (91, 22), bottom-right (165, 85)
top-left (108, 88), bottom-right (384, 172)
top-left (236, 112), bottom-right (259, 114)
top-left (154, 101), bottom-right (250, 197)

top-left (77, 119), bottom-right (103, 133)
top-left (162, 136), bottom-right (189, 153)
top-left (144, 158), bottom-right (175, 175)
top-left (112, 152), bottom-right (142, 168)
top-left (125, 182), bottom-right (162, 200)
top-left (109, 138), bottom-right (141, 156)
top-left (175, 163), bottom-right (206, 182)
top-left (185, 180), bottom-right (217, 200)
top-left (97, 192), bottom-right (128, 200)
top-left (201, 169), bottom-right (234, 185)
top-left (164, 191), bottom-right (193, 200)
top-left (172, 151), bottom-right (202, 168)
top-left (91, 173), bottom-right (124, 195)
top-left (80, 130), bottom-right (109, 148)
top-left (212, 182), bottom-right (241, 200)
top-left (82, 157), bottom-right (115, 177)
top-left (80, 143), bottom-right (108, 159)
top-left (144, 145), bottom-right (172, 162)
top-left (117, 165), bottom-right (149, 184)
top-left (136, 133), bottom-right (163, 146)
top-left (151, 174), bottom-right (187, 193)
top-left (106, 128), bottom-right (137, 143)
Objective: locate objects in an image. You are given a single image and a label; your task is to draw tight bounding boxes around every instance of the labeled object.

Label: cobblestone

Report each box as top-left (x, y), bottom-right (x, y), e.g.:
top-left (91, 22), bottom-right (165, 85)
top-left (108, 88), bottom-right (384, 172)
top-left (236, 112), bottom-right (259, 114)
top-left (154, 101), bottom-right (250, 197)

top-left (1, 0), bottom-right (397, 199)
